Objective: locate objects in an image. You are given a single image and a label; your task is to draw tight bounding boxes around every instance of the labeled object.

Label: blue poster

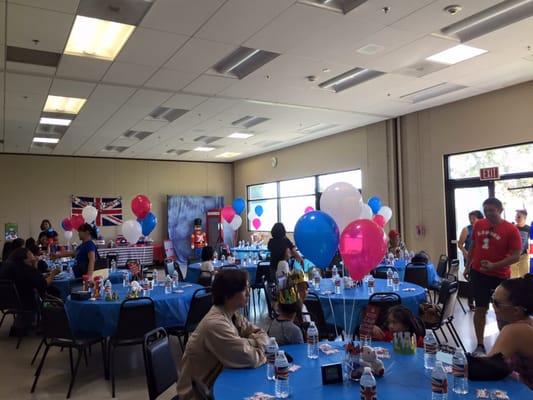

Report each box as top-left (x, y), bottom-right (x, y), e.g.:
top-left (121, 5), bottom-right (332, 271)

top-left (167, 196), bottom-right (223, 264)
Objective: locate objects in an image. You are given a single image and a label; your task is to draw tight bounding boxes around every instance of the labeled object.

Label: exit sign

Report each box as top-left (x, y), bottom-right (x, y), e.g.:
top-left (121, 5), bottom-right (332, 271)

top-left (480, 167), bottom-right (500, 181)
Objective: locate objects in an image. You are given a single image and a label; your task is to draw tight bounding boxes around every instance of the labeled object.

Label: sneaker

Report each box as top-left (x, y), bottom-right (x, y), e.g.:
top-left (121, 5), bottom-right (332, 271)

top-left (472, 344), bottom-right (486, 356)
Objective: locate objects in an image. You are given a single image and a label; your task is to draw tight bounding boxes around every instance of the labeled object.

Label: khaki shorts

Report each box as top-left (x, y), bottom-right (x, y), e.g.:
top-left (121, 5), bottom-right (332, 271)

top-left (510, 253), bottom-right (530, 278)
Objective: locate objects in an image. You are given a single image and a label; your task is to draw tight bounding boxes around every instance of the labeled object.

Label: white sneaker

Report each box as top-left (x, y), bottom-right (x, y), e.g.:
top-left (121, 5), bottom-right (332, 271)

top-left (472, 344), bottom-right (486, 356)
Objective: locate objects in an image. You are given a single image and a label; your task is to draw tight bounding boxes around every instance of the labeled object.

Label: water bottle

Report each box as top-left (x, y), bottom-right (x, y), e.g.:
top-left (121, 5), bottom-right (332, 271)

top-left (110, 259), bottom-right (117, 273)
top-left (367, 275), bottom-right (375, 295)
top-left (386, 268), bottom-right (393, 287)
top-left (265, 337), bottom-right (279, 380)
top-left (431, 361), bottom-right (448, 400)
top-left (332, 265), bottom-right (338, 278)
top-left (313, 270), bottom-right (321, 291)
top-left (172, 270), bottom-right (179, 288)
top-left (122, 271), bottom-right (130, 287)
top-left (452, 348), bottom-right (468, 395)
top-left (274, 350), bottom-right (290, 398)
top-left (392, 271), bottom-right (400, 291)
top-left (164, 275), bottom-right (173, 294)
top-left (307, 321), bottom-right (319, 359)
top-left (334, 275), bottom-right (342, 295)
top-left (424, 330), bottom-right (438, 370)
top-left (360, 367), bottom-right (377, 400)
top-left (67, 265), bottom-right (74, 279)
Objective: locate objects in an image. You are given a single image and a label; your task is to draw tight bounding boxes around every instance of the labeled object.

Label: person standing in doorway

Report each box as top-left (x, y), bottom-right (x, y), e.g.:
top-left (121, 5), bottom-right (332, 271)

top-left (511, 209), bottom-right (530, 278)
top-left (458, 210), bottom-right (484, 310)
top-left (465, 197), bottom-right (521, 356)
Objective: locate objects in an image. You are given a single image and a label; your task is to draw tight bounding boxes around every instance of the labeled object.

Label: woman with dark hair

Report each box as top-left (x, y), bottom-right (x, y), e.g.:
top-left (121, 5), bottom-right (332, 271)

top-left (72, 223), bottom-right (98, 278)
top-left (27, 243), bottom-right (49, 273)
top-left (176, 269), bottom-right (268, 399)
top-left (11, 237), bottom-right (25, 252)
top-left (268, 222), bottom-right (303, 281)
top-left (40, 219), bottom-right (52, 232)
top-left (2, 241), bottom-right (13, 263)
top-left (468, 274), bottom-right (533, 389)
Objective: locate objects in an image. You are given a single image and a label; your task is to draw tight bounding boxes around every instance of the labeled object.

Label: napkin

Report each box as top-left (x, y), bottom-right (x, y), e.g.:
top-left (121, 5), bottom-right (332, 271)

top-left (245, 392), bottom-right (275, 400)
top-left (319, 343), bottom-right (339, 355)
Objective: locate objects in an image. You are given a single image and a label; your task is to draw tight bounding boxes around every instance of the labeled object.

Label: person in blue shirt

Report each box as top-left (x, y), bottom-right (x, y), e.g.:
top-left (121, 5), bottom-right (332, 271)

top-left (73, 223), bottom-right (98, 278)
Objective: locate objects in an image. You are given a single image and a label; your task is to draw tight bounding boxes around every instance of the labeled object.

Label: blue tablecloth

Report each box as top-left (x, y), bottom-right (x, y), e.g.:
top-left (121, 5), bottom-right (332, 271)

top-left (378, 261), bottom-right (439, 286)
top-left (230, 247), bottom-right (270, 260)
top-left (50, 270), bottom-right (129, 300)
top-left (310, 278), bottom-right (427, 333)
top-left (214, 342), bottom-right (530, 399)
top-left (65, 283), bottom-right (203, 337)
top-left (186, 261), bottom-right (258, 284)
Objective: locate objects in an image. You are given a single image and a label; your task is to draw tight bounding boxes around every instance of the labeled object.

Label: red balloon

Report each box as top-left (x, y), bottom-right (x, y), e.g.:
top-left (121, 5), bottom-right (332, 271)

top-left (131, 195), bottom-right (152, 219)
top-left (373, 214), bottom-right (386, 228)
top-left (61, 217), bottom-right (73, 231)
top-left (221, 205), bottom-right (236, 223)
top-left (340, 219), bottom-right (388, 281)
top-left (70, 215), bottom-right (85, 230)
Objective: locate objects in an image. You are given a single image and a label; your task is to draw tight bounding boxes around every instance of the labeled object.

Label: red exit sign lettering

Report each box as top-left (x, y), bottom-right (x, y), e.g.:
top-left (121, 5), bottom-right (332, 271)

top-left (480, 167), bottom-right (500, 181)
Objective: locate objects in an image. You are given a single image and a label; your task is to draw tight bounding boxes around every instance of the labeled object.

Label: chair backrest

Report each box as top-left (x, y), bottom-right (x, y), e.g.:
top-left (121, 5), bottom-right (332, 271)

top-left (253, 262), bottom-right (271, 287)
top-left (0, 279), bottom-right (22, 310)
top-left (197, 274), bottom-right (213, 288)
top-left (371, 266), bottom-right (397, 280)
top-left (404, 263), bottom-right (429, 288)
top-left (304, 292), bottom-right (329, 335)
top-left (185, 288), bottom-right (213, 333)
top-left (448, 259), bottom-right (460, 278)
top-left (41, 297), bottom-right (74, 341)
top-left (437, 279), bottom-right (458, 324)
top-left (219, 264), bottom-right (238, 270)
top-left (263, 280), bottom-right (277, 319)
top-left (143, 328), bottom-right (177, 400)
top-left (164, 259), bottom-right (184, 281)
top-left (191, 378), bottom-right (214, 400)
top-left (114, 297), bottom-right (156, 341)
top-left (368, 292), bottom-right (402, 328)
top-left (436, 254), bottom-right (449, 278)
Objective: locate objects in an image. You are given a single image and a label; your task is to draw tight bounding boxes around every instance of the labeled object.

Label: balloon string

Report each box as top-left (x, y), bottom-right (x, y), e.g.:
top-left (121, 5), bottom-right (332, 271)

top-left (326, 293), bottom-right (339, 339)
top-left (347, 290), bottom-right (358, 339)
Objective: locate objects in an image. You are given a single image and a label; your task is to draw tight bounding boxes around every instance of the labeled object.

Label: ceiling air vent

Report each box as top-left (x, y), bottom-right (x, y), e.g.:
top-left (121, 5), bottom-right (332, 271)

top-left (194, 136), bottom-right (223, 144)
top-left (394, 60), bottom-right (448, 78)
top-left (7, 46), bottom-right (61, 67)
top-left (254, 140), bottom-right (282, 148)
top-left (31, 141), bottom-right (57, 149)
top-left (231, 115), bottom-right (270, 128)
top-left (146, 107), bottom-right (188, 123)
top-left (298, 0), bottom-right (368, 14)
top-left (35, 124), bottom-right (68, 136)
top-left (319, 67), bottom-right (384, 93)
top-left (213, 46), bottom-right (280, 79)
top-left (166, 149), bottom-right (189, 156)
top-left (77, 0), bottom-right (154, 25)
top-left (298, 123), bottom-right (339, 134)
top-left (123, 130), bottom-right (153, 140)
top-left (102, 145), bottom-right (129, 153)
top-left (399, 82), bottom-right (467, 104)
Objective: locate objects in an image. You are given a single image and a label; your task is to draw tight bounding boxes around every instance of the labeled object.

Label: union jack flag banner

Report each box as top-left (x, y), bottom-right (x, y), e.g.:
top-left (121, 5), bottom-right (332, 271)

top-left (71, 195), bottom-right (123, 226)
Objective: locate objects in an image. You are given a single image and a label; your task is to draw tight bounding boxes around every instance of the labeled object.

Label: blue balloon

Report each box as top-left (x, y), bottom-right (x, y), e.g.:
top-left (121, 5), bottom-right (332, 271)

top-left (294, 211), bottom-right (339, 268)
top-left (368, 196), bottom-right (382, 215)
top-left (138, 212), bottom-right (157, 236)
top-left (232, 197), bottom-right (246, 215)
top-left (255, 205), bottom-right (264, 217)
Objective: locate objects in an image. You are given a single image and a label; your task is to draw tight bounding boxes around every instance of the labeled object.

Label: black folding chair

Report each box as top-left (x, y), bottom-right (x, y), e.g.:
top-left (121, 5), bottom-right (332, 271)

top-left (404, 263), bottom-right (429, 289)
top-left (444, 259), bottom-right (467, 313)
top-left (0, 279), bottom-right (33, 348)
top-left (367, 292), bottom-right (402, 329)
top-left (109, 297), bottom-right (156, 398)
top-left (31, 297), bottom-right (106, 398)
top-left (143, 328), bottom-right (178, 400)
top-left (191, 378), bottom-right (214, 400)
top-left (435, 254), bottom-right (449, 278)
top-left (263, 280), bottom-right (278, 320)
top-left (250, 262), bottom-right (271, 319)
top-left (425, 278), bottom-right (465, 352)
top-left (371, 266), bottom-right (398, 280)
top-left (304, 292), bottom-right (343, 341)
top-left (168, 288), bottom-right (213, 351)
top-left (164, 259), bottom-right (185, 281)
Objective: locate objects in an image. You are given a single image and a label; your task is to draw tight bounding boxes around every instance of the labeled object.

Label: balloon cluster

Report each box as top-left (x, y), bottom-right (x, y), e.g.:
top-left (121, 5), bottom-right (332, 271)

top-left (122, 195), bottom-right (158, 244)
top-left (60, 206), bottom-right (99, 241)
top-left (221, 197), bottom-right (266, 234)
top-left (294, 182), bottom-right (394, 281)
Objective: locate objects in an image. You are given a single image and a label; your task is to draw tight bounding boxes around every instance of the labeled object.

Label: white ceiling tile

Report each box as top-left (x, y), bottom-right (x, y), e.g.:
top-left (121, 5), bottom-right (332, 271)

top-left (102, 62), bottom-right (158, 86)
top-left (164, 38), bottom-right (236, 73)
top-left (56, 55), bottom-right (112, 81)
top-left (5, 91), bottom-right (46, 111)
top-left (6, 72), bottom-right (52, 94)
top-left (163, 93), bottom-right (207, 109)
top-left (10, 0), bottom-right (79, 14)
top-left (7, 3), bottom-right (74, 53)
top-left (144, 68), bottom-right (200, 91)
top-left (49, 78), bottom-right (96, 98)
top-left (451, 60), bottom-right (533, 90)
top-left (196, 0), bottom-right (294, 45)
top-left (183, 74), bottom-right (236, 96)
top-left (141, 0), bottom-right (225, 36)
top-left (116, 27), bottom-right (189, 67)
top-left (5, 61), bottom-right (56, 76)
top-left (131, 119), bottom-right (168, 132)
top-left (126, 89), bottom-right (173, 106)
top-left (345, 0), bottom-right (434, 25)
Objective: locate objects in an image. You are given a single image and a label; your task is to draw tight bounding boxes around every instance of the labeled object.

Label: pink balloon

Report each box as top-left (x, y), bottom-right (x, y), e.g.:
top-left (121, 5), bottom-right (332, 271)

top-left (373, 214), bottom-right (386, 228)
top-left (221, 205), bottom-right (236, 223)
top-left (304, 206), bottom-right (314, 214)
top-left (252, 218), bottom-right (261, 230)
top-left (340, 219), bottom-right (388, 281)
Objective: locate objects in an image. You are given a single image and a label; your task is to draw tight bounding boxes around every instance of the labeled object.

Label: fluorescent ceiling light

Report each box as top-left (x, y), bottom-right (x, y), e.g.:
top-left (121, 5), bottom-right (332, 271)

top-left (228, 132), bottom-right (254, 139)
top-left (298, 0), bottom-right (368, 14)
top-left (39, 117), bottom-right (72, 126)
top-left (213, 47), bottom-right (280, 79)
top-left (64, 16), bottom-right (135, 61)
top-left (426, 44), bottom-right (487, 65)
top-left (318, 67), bottom-right (384, 92)
top-left (44, 95), bottom-right (86, 114)
top-left (194, 146), bottom-right (215, 152)
top-left (226, 49), bottom-right (260, 73)
top-left (399, 82), bottom-right (467, 103)
top-left (33, 137), bottom-right (60, 144)
top-left (216, 152), bottom-right (241, 158)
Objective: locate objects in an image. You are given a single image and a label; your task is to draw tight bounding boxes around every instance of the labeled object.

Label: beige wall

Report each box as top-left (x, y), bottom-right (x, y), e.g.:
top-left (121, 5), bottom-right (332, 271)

top-left (0, 154), bottom-right (233, 243)
top-left (401, 80), bottom-right (533, 259)
top-left (233, 121), bottom-right (394, 239)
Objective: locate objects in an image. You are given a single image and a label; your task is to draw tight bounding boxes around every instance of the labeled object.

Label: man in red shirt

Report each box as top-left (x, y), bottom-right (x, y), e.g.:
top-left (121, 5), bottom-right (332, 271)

top-left (465, 197), bottom-right (521, 356)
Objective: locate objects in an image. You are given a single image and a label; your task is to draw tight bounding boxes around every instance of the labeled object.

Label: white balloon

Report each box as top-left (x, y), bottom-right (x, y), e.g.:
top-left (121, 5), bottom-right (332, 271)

top-left (222, 220), bottom-right (233, 232)
top-left (247, 209), bottom-right (257, 221)
top-left (82, 205), bottom-right (98, 224)
top-left (64, 230), bottom-right (73, 241)
top-left (378, 206), bottom-right (393, 223)
top-left (359, 203), bottom-right (373, 220)
top-left (122, 220), bottom-right (142, 244)
top-left (230, 215), bottom-right (242, 230)
top-left (320, 182), bottom-right (363, 231)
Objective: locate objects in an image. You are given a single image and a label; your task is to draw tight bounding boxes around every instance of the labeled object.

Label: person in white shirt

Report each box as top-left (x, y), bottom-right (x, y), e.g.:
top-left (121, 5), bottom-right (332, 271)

top-left (276, 247), bottom-right (291, 279)
top-left (199, 246), bottom-right (215, 286)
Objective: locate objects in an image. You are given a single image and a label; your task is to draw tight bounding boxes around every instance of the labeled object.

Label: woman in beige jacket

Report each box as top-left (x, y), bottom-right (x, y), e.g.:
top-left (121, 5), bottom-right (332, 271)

top-left (176, 269), bottom-right (268, 399)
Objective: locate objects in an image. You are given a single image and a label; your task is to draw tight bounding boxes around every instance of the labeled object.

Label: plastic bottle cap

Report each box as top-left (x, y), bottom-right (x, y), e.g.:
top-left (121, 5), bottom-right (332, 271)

top-left (363, 367), bottom-right (371, 373)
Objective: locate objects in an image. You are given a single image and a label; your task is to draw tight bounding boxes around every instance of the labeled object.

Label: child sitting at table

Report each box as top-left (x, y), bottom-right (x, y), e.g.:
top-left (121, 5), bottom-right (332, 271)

top-left (199, 246), bottom-right (215, 286)
top-left (268, 283), bottom-right (304, 345)
top-left (276, 247), bottom-right (291, 279)
top-left (372, 305), bottom-right (426, 347)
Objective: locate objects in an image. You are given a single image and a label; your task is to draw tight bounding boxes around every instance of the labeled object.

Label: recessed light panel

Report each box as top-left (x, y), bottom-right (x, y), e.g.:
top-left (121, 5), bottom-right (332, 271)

top-left (39, 117), bottom-right (72, 126)
top-left (216, 152), bottom-right (241, 158)
top-left (228, 132), bottom-right (253, 139)
top-left (64, 16), bottom-right (135, 61)
top-left (194, 147), bottom-right (215, 152)
top-left (33, 137), bottom-right (60, 144)
top-left (426, 44), bottom-right (487, 65)
top-left (213, 47), bottom-right (280, 79)
top-left (318, 67), bottom-right (384, 92)
top-left (44, 95), bottom-right (87, 114)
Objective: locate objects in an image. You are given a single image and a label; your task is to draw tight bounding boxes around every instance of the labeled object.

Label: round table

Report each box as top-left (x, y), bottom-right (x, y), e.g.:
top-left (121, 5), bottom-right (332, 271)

top-left (51, 270), bottom-right (130, 300)
top-left (186, 261), bottom-right (259, 284)
top-left (310, 278), bottom-right (427, 333)
top-left (230, 247), bottom-right (270, 260)
top-left (378, 261), bottom-right (439, 286)
top-left (65, 283), bottom-right (203, 337)
top-left (214, 342), bottom-right (530, 399)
